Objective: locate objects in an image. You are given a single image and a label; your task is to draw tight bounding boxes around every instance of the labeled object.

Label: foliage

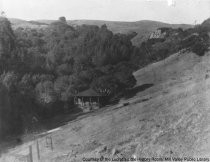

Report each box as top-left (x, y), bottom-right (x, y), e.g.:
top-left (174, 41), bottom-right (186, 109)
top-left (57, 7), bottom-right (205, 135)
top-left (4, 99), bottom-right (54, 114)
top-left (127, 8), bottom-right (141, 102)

top-left (0, 16), bottom-right (210, 140)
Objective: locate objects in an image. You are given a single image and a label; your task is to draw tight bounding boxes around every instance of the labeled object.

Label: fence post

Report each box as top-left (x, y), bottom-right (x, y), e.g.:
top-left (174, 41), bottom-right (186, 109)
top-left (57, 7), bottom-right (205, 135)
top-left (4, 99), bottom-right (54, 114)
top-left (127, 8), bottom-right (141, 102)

top-left (36, 140), bottom-right (40, 160)
top-left (46, 136), bottom-right (50, 148)
top-left (29, 145), bottom-right (33, 162)
top-left (51, 136), bottom-right (53, 151)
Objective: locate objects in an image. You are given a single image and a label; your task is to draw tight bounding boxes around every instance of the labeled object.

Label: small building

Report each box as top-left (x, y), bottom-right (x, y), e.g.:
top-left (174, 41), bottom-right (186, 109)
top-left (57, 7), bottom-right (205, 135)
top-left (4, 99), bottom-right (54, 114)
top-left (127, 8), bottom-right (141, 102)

top-left (74, 89), bottom-right (106, 112)
top-left (149, 29), bottom-right (167, 39)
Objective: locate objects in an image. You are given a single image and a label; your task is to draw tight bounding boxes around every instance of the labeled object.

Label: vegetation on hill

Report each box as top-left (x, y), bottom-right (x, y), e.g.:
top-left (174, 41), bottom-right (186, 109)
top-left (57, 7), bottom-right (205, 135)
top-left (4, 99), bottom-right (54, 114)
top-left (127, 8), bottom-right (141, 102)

top-left (0, 17), bottom-right (137, 139)
top-left (0, 16), bottom-right (209, 140)
top-left (132, 23), bottom-right (210, 66)
top-left (9, 18), bottom-right (193, 46)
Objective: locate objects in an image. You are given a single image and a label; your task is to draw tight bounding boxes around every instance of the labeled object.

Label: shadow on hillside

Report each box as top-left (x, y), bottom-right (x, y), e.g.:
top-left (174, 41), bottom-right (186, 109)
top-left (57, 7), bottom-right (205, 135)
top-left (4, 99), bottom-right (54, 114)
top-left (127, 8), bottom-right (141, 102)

top-left (42, 111), bottom-right (81, 131)
top-left (0, 108), bottom-right (83, 156)
top-left (0, 84), bottom-right (154, 156)
top-left (124, 83), bottom-right (154, 99)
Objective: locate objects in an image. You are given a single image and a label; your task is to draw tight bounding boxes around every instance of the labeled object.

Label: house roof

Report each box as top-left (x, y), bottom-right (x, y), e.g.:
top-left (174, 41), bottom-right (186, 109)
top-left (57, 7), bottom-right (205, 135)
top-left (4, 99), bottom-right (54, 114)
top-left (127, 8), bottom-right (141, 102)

top-left (75, 88), bottom-right (102, 97)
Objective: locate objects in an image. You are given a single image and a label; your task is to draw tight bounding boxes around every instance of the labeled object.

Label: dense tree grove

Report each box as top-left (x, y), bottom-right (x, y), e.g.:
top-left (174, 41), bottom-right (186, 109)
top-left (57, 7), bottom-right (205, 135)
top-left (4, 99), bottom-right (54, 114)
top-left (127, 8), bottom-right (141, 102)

top-left (0, 16), bottom-right (209, 140)
top-left (0, 17), bottom-right (138, 139)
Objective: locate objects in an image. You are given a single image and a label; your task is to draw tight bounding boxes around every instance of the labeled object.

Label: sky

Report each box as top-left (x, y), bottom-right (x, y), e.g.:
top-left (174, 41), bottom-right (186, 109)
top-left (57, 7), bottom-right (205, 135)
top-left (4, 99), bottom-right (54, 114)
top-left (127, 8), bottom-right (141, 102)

top-left (0, 0), bottom-right (209, 24)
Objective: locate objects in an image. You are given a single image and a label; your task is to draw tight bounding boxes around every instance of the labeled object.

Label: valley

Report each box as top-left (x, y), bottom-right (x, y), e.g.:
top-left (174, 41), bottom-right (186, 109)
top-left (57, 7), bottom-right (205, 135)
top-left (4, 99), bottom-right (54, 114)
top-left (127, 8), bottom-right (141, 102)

top-left (1, 50), bottom-right (210, 161)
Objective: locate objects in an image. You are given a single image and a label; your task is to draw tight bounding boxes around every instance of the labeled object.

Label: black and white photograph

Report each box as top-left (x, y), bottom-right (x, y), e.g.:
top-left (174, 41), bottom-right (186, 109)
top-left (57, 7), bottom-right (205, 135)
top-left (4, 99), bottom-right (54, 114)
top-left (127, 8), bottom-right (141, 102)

top-left (0, 0), bottom-right (210, 161)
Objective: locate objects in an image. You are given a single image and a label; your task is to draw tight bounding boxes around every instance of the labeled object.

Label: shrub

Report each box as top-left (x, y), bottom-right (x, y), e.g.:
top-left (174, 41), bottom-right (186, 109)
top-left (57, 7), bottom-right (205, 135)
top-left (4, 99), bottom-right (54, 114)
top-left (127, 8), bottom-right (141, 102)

top-left (192, 40), bottom-right (208, 56)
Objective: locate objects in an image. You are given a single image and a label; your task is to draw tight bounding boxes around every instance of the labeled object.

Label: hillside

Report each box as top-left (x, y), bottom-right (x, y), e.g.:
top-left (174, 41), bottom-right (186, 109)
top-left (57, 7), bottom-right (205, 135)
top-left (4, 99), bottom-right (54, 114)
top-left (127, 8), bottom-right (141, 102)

top-left (9, 18), bottom-right (48, 29)
top-left (9, 18), bottom-right (193, 46)
top-left (2, 50), bottom-right (210, 161)
top-left (68, 20), bottom-right (192, 46)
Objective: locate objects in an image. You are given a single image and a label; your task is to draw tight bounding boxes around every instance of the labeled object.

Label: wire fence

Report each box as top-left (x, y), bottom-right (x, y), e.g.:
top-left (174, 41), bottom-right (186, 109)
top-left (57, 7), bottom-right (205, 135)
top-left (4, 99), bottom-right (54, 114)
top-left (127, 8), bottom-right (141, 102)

top-left (2, 135), bottom-right (55, 162)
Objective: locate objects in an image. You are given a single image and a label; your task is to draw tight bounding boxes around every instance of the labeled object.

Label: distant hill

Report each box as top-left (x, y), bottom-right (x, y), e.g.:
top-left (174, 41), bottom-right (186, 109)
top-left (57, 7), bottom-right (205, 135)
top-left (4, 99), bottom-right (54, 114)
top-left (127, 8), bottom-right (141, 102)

top-left (9, 18), bottom-right (193, 46)
top-left (68, 20), bottom-right (193, 46)
top-left (9, 18), bottom-right (48, 29)
top-left (201, 18), bottom-right (210, 30)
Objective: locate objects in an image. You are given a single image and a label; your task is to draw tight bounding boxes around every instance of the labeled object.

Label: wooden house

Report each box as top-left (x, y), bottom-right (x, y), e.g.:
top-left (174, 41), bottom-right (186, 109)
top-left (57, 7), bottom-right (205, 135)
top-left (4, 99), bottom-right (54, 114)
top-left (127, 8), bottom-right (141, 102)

top-left (74, 89), bottom-right (105, 112)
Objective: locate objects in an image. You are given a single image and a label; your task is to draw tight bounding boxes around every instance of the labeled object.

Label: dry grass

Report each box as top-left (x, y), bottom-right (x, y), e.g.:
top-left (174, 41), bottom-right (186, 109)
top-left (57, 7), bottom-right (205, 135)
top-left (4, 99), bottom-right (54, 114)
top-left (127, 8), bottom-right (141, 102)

top-left (2, 51), bottom-right (210, 161)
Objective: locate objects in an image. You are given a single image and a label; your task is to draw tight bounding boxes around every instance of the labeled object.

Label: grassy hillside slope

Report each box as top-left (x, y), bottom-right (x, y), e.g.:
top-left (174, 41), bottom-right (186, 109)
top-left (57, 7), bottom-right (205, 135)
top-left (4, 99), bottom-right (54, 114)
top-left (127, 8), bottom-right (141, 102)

top-left (2, 50), bottom-right (210, 161)
top-left (9, 18), bottom-right (48, 29)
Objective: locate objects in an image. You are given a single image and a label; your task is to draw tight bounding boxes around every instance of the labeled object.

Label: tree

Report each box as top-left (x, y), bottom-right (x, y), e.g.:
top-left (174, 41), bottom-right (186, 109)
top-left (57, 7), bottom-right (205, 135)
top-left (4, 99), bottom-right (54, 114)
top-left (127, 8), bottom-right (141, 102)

top-left (35, 81), bottom-right (57, 104)
top-left (54, 76), bottom-right (71, 101)
top-left (113, 62), bottom-right (136, 89)
top-left (59, 17), bottom-right (67, 24)
top-left (192, 40), bottom-right (208, 56)
top-left (56, 63), bottom-right (73, 75)
top-left (91, 75), bottom-right (120, 96)
top-left (0, 17), bottom-right (16, 59)
top-left (19, 74), bottom-right (34, 97)
top-left (0, 71), bottom-right (18, 92)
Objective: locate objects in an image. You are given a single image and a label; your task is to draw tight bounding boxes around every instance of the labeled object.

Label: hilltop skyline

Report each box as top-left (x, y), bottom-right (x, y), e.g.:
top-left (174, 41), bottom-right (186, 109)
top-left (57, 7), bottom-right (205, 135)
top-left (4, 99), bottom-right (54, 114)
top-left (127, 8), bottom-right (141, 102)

top-left (0, 0), bottom-right (210, 24)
